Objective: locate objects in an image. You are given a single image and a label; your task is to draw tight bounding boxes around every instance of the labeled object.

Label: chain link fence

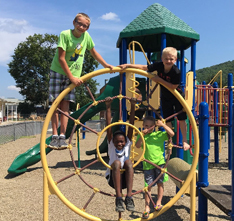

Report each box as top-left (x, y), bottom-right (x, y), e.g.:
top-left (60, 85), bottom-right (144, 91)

top-left (84, 120), bottom-right (106, 132)
top-left (0, 120), bottom-right (106, 145)
top-left (0, 121), bottom-right (51, 145)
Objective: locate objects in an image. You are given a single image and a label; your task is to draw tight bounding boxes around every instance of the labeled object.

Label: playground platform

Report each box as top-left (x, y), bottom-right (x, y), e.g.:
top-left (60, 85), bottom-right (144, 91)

top-left (201, 185), bottom-right (231, 215)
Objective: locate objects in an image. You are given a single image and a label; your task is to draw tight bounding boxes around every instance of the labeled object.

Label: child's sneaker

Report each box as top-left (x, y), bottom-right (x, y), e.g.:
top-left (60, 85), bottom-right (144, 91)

top-left (115, 198), bottom-right (125, 212)
top-left (48, 136), bottom-right (59, 148)
top-left (125, 197), bottom-right (135, 211)
top-left (59, 136), bottom-right (68, 148)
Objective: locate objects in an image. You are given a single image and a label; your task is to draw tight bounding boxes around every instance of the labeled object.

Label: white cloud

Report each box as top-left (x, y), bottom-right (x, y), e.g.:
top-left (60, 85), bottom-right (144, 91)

top-left (0, 18), bottom-right (42, 66)
top-left (100, 12), bottom-right (120, 21)
top-left (91, 23), bottom-right (124, 32)
top-left (7, 85), bottom-right (20, 92)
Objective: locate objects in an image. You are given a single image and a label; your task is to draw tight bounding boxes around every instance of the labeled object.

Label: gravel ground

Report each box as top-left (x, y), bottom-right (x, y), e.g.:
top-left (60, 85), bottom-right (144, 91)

top-left (0, 130), bottom-right (231, 221)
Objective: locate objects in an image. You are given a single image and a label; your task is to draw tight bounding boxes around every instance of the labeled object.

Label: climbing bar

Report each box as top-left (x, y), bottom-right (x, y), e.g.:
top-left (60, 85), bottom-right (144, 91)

top-left (56, 173), bottom-right (76, 184)
top-left (172, 144), bottom-right (184, 149)
top-left (124, 96), bottom-right (142, 104)
top-left (118, 211), bottom-right (122, 220)
top-left (56, 108), bottom-right (74, 120)
top-left (145, 189), bottom-right (156, 208)
top-left (69, 150), bottom-right (78, 169)
top-left (68, 124), bottom-right (77, 145)
top-left (78, 174), bottom-right (115, 197)
top-left (142, 147), bottom-right (184, 186)
top-left (143, 148), bottom-right (171, 189)
top-left (78, 103), bottom-right (95, 120)
top-left (148, 103), bottom-right (163, 120)
top-left (78, 122), bottom-right (99, 135)
top-left (165, 110), bottom-right (184, 122)
top-left (79, 159), bottom-right (99, 172)
top-left (147, 83), bottom-right (159, 100)
top-left (82, 192), bottom-right (97, 211)
top-left (84, 83), bottom-right (96, 101)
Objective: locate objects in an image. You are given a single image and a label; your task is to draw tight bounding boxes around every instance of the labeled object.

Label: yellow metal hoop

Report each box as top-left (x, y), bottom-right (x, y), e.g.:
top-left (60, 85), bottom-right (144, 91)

top-left (96, 121), bottom-right (145, 170)
top-left (40, 67), bottom-right (199, 221)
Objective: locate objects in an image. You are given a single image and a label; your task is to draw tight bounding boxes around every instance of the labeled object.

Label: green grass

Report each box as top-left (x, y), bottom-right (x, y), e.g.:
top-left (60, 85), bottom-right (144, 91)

top-left (91, 115), bottom-right (100, 120)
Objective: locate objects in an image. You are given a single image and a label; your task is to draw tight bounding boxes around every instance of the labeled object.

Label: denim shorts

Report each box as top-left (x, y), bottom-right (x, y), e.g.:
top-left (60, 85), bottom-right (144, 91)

top-left (49, 70), bottom-right (75, 103)
top-left (144, 165), bottom-right (165, 187)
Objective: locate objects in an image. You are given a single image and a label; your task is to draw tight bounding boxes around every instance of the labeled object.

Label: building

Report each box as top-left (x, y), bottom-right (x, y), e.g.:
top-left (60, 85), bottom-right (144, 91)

top-left (0, 98), bottom-right (23, 122)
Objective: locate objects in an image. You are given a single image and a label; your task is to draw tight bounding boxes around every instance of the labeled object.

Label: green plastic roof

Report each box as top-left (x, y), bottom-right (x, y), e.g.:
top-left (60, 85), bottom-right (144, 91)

top-left (117, 3), bottom-right (200, 52)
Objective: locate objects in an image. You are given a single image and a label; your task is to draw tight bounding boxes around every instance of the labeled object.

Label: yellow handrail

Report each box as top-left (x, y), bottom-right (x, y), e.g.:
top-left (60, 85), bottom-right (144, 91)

top-left (128, 41), bottom-right (151, 65)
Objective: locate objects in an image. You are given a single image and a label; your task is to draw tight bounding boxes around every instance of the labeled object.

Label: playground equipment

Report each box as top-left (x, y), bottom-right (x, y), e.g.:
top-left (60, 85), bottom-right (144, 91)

top-left (7, 76), bottom-right (121, 174)
top-left (167, 157), bottom-right (197, 195)
top-left (9, 2), bottom-right (199, 175)
top-left (195, 71), bottom-right (233, 169)
top-left (197, 98), bottom-right (232, 220)
top-left (194, 73), bottom-right (234, 221)
top-left (40, 67), bottom-right (199, 221)
top-left (11, 2), bottom-right (233, 220)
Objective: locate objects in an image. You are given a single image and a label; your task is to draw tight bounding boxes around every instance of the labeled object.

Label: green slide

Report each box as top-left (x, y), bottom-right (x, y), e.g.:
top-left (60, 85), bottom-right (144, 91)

top-left (7, 76), bottom-right (121, 174)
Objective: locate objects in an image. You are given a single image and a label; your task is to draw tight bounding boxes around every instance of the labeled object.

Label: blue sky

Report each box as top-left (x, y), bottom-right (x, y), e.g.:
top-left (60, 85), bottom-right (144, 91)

top-left (0, 0), bottom-right (234, 100)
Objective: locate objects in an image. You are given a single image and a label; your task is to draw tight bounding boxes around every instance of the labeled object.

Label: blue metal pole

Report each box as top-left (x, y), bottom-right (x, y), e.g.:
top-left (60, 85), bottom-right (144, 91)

top-left (198, 102), bottom-right (209, 221)
top-left (160, 33), bottom-right (166, 120)
top-left (119, 38), bottom-right (127, 125)
top-left (180, 48), bottom-right (185, 93)
top-left (202, 81), bottom-right (210, 150)
top-left (176, 48), bottom-right (185, 160)
top-left (191, 40), bottom-right (196, 116)
top-left (213, 82), bottom-right (219, 163)
top-left (228, 73), bottom-right (233, 170)
top-left (147, 50), bottom-right (151, 62)
top-left (231, 104), bottom-right (234, 220)
top-left (161, 33), bottom-right (166, 53)
top-left (82, 122), bottom-right (86, 139)
top-left (176, 59), bottom-right (179, 67)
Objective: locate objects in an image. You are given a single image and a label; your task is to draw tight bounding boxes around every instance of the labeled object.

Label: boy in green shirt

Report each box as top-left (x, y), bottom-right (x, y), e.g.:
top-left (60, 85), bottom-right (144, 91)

top-left (48, 13), bottom-right (113, 148)
top-left (136, 116), bottom-right (174, 219)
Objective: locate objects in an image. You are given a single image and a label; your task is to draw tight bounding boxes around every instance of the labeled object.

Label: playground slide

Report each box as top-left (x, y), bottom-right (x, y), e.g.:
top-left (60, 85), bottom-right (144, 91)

top-left (7, 76), bottom-right (121, 174)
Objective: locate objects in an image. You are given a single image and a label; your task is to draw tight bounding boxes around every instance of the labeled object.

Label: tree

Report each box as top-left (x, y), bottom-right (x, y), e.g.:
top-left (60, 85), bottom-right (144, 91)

top-left (196, 60), bottom-right (234, 86)
top-left (8, 34), bottom-right (100, 109)
top-left (17, 102), bottom-right (35, 118)
top-left (8, 33), bottom-right (58, 106)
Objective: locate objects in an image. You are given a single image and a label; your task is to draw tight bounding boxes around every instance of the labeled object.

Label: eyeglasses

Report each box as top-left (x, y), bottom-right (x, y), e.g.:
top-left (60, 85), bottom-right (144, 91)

top-left (75, 21), bottom-right (88, 29)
